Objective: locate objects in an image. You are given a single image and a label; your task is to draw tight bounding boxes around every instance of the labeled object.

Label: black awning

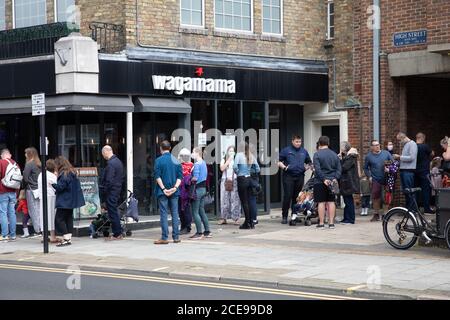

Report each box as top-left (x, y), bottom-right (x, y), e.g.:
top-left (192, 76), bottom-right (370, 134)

top-left (134, 97), bottom-right (191, 113)
top-left (0, 94), bottom-right (134, 114)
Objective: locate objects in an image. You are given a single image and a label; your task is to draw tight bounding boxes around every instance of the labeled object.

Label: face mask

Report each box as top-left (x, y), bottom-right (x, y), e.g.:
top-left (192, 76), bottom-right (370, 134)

top-left (191, 153), bottom-right (197, 160)
top-left (387, 145), bottom-right (394, 151)
top-left (228, 151), bottom-right (235, 157)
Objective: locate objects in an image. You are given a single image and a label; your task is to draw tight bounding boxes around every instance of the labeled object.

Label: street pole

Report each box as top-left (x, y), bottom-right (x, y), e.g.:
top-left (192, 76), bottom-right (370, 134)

top-left (40, 115), bottom-right (49, 254)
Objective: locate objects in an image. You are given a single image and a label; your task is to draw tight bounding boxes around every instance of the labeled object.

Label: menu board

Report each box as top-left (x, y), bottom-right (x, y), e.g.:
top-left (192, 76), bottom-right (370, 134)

top-left (73, 167), bottom-right (101, 220)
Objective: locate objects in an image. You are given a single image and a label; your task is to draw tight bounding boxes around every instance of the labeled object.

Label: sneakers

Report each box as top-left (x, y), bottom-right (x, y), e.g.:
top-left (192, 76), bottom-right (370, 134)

top-left (20, 234), bottom-right (30, 239)
top-left (329, 224), bottom-right (336, 229)
top-left (173, 239), bottom-right (181, 244)
top-left (253, 220), bottom-right (258, 225)
top-left (154, 239), bottom-right (170, 245)
top-left (360, 208), bottom-right (369, 216)
top-left (189, 233), bottom-right (204, 240)
top-left (203, 231), bottom-right (212, 238)
top-left (179, 228), bottom-right (191, 235)
top-left (239, 223), bottom-right (251, 230)
top-left (56, 239), bottom-right (71, 247)
top-left (0, 236), bottom-right (9, 243)
top-left (316, 224), bottom-right (325, 230)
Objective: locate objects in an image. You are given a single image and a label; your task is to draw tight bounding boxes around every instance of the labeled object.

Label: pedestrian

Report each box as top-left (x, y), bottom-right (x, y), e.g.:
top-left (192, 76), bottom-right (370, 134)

top-left (17, 190), bottom-right (29, 238)
top-left (53, 156), bottom-right (85, 247)
top-left (278, 135), bottom-right (312, 224)
top-left (415, 133), bottom-right (433, 214)
top-left (38, 159), bottom-right (58, 243)
top-left (219, 145), bottom-right (241, 225)
top-left (364, 140), bottom-right (393, 221)
top-left (249, 143), bottom-right (259, 226)
top-left (100, 145), bottom-right (124, 240)
top-left (338, 142), bottom-right (360, 225)
top-left (440, 136), bottom-right (450, 174)
top-left (178, 148), bottom-right (193, 235)
top-left (386, 141), bottom-right (395, 155)
top-left (153, 141), bottom-right (182, 244)
top-left (393, 132), bottom-right (418, 212)
top-left (234, 142), bottom-right (260, 230)
top-left (189, 147), bottom-right (212, 239)
top-left (384, 159), bottom-right (400, 209)
top-left (0, 149), bottom-right (20, 242)
top-left (313, 136), bottom-right (341, 229)
top-left (359, 175), bottom-right (371, 216)
top-left (430, 157), bottom-right (443, 208)
top-left (23, 147), bottom-right (42, 236)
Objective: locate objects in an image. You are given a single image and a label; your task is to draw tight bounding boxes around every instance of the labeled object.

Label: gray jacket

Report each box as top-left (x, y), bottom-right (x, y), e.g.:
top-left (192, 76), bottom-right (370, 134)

top-left (23, 161), bottom-right (40, 190)
top-left (400, 140), bottom-right (418, 170)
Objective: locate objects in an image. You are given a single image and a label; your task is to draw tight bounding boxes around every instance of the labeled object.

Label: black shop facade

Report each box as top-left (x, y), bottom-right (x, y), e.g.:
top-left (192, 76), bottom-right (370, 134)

top-left (0, 50), bottom-right (329, 216)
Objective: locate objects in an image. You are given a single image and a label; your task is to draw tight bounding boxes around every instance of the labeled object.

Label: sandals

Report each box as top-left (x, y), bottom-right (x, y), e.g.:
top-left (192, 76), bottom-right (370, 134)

top-left (56, 240), bottom-right (72, 247)
top-left (218, 219), bottom-right (227, 225)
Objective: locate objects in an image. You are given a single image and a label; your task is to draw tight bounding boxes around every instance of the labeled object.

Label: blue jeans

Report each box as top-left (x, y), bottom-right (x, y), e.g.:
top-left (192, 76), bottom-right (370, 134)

top-left (250, 195), bottom-right (257, 222)
top-left (0, 192), bottom-right (17, 238)
top-left (400, 170), bottom-right (416, 211)
top-left (342, 195), bottom-right (355, 223)
top-left (191, 187), bottom-right (210, 234)
top-left (158, 195), bottom-right (180, 241)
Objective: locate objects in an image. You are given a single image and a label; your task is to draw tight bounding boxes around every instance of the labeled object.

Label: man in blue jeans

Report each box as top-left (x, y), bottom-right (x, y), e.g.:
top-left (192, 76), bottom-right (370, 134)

top-left (394, 132), bottom-right (418, 211)
top-left (0, 149), bottom-right (18, 242)
top-left (154, 140), bottom-right (182, 245)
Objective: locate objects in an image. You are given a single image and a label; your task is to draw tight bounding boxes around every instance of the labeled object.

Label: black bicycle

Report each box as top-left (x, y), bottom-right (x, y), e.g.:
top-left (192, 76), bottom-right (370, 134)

top-left (382, 187), bottom-right (450, 250)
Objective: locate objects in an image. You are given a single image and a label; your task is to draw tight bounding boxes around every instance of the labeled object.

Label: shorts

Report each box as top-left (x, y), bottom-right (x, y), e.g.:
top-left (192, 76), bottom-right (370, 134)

top-left (314, 183), bottom-right (335, 203)
top-left (371, 180), bottom-right (383, 200)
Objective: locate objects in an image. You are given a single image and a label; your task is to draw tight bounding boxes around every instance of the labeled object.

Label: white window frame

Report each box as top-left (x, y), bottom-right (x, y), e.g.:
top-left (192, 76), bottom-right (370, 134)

top-left (327, 0), bottom-right (334, 40)
top-left (261, 0), bottom-right (283, 36)
top-left (0, 0), bottom-right (5, 31)
top-left (180, 0), bottom-right (205, 28)
top-left (12, 0), bottom-right (47, 29)
top-left (214, 0), bottom-right (254, 34)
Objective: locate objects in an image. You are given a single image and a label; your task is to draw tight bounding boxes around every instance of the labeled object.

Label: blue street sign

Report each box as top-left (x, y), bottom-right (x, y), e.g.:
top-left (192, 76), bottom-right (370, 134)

top-left (393, 30), bottom-right (427, 47)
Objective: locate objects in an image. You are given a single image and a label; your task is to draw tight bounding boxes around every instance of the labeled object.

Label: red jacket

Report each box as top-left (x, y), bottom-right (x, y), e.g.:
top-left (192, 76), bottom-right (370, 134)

top-left (181, 162), bottom-right (194, 177)
top-left (17, 199), bottom-right (28, 214)
top-left (0, 158), bottom-right (20, 194)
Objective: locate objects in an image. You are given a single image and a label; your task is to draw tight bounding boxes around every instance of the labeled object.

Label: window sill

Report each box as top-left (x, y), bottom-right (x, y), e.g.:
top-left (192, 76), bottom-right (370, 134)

top-left (179, 26), bottom-right (209, 36)
top-left (260, 34), bottom-right (285, 43)
top-left (213, 29), bottom-right (258, 40)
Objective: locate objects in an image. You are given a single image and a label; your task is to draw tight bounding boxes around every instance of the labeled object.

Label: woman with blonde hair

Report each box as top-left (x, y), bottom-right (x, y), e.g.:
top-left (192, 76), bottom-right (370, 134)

top-left (23, 147), bottom-right (42, 237)
top-left (52, 156), bottom-right (85, 246)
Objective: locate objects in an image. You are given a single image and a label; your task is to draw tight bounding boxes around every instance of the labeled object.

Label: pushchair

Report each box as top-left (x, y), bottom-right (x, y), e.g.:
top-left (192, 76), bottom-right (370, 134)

top-left (289, 175), bottom-right (319, 226)
top-left (90, 191), bottom-right (139, 238)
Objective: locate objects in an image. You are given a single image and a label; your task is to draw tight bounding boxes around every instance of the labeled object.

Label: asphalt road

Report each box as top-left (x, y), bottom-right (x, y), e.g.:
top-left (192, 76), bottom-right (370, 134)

top-left (0, 263), bottom-right (361, 300)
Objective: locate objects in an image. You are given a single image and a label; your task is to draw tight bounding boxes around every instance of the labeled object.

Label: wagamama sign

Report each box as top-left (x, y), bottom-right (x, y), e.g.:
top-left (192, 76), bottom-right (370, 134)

top-left (152, 75), bottom-right (236, 95)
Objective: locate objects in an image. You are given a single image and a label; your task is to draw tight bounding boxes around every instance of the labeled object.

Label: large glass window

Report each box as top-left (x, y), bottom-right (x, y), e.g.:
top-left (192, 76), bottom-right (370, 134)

top-left (56, 0), bottom-right (75, 22)
top-left (181, 0), bottom-right (203, 27)
top-left (215, 0), bottom-right (252, 32)
top-left (0, 0), bottom-right (5, 31)
top-left (14, 0), bottom-right (47, 28)
top-left (262, 0), bottom-right (281, 35)
top-left (58, 124), bottom-right (77, 165)
top-left (327, 0), bottom-right (334, 40)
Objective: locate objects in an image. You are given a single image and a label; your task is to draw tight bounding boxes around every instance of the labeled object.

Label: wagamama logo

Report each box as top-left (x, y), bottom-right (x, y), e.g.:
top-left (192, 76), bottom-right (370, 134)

top-left (152, 75), bottom-right (236, 95)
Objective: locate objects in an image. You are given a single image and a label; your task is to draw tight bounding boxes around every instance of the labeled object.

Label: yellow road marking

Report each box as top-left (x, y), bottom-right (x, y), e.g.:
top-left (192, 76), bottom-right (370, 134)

top-left (0, 263), bottom-right (367, 300)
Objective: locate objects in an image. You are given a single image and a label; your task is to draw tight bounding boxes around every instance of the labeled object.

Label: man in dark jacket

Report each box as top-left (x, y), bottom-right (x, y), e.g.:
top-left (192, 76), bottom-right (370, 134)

top-left (100, 146), bottom-right (124, 240)
top-left (278, 135), bottom-right (312, 224)
top-left (415, 133), bottom-right (433, 214)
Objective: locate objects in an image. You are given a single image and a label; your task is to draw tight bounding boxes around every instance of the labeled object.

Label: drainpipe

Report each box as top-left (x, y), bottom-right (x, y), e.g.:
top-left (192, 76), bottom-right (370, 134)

top-left (373, 0), bottom-right (381, 141)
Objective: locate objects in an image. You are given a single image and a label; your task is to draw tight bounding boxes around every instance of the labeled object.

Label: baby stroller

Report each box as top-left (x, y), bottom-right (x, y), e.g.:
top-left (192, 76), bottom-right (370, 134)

top-left (289, 175), bottom-right (319, 226)
top-left (91, 191), bottom-right (139, 238)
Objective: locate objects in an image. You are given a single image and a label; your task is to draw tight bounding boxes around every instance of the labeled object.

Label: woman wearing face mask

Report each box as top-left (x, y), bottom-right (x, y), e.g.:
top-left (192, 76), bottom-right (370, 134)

top-left (386, 141), bottom-right (395, 155)
top-left (219, 146), bottom-right (241, 225)
top-left (189, 147), bottom-right (211, 240)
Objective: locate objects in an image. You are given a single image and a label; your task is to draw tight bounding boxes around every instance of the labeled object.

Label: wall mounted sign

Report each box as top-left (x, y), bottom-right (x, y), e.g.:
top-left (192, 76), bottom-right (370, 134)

top-left (152, 75), bottom-right (236, 95)
top-left (393, 30), bottom-right (427, 47)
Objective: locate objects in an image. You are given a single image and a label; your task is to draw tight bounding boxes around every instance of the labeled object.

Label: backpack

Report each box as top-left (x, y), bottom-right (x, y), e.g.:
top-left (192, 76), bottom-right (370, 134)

top-left (1, 159), bottom-right (23, 189)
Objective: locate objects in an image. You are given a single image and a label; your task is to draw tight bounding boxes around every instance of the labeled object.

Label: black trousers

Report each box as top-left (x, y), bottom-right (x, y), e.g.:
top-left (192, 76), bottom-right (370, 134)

top-left (55, 208), bottom-right (74, 237)
top-left (237, 176), bottom-right (253, 226)
top-left (282, 174), bottom-right (305, 218)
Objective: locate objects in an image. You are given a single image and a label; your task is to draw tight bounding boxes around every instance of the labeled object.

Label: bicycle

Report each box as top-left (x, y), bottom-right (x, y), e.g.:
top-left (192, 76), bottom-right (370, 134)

top-left (382, 187), bottom-right (450, 250)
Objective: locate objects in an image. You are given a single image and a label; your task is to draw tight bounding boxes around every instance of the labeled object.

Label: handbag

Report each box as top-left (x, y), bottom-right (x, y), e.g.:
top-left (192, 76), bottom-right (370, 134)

top-left (224, 166), bottom-right (234, 192)
top-left (203, 192), bottom-right (214, 206)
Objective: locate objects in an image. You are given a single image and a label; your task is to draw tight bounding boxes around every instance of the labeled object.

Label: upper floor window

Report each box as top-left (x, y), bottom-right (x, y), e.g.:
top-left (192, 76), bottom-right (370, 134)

top-left (327, 0), bottom-right (334, 39)
top-left (181, 0), bottom-right (204, 27)
top-left (0, 0), bottom-right (5, 31)
top-left (262, 0), bottom-right (282, 35)
top-left (215, 0), bottom-right (252, 32)
top-left (14, 0), bottom-right (47, 28)
top-left (56, 0), bottom-right (75, 23)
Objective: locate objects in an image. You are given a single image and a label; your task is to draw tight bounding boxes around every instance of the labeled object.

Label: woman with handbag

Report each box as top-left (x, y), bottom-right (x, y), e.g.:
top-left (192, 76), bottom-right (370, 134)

top-left (23, 147), bottom-right (42, 237)
top-left (219, 146), bottom-right (241, 225)
top-left (233, 142), bottom-right (260, 230)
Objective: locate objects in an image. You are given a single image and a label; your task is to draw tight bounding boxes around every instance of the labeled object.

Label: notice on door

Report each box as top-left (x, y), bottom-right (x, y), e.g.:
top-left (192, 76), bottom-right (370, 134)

top-left (73, 167), bottom-right (101, 220)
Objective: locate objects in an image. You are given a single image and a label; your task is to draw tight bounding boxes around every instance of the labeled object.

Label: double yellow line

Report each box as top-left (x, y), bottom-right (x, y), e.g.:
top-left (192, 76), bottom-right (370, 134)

top-left (0, 263), bottom-right (367, 300)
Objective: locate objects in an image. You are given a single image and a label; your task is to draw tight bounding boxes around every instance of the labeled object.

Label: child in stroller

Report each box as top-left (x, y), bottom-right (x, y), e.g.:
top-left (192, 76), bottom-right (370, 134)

top-left (289, 177), bottom-right (318, 226)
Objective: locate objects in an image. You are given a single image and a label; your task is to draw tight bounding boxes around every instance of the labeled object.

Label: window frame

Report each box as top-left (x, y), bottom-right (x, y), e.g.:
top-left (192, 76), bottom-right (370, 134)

top-left (261, 0), bottom-right (283, 36)
top-left (12, 0), bottom-right (47, 29)
top-left (55, 0), bottom-right (75, 23)
top-left (327, 0), bottom-right (335, 40)
top-left (180, 0), bottom-right (205, 29)
top-left (214, 0), bottom-right (254, 34)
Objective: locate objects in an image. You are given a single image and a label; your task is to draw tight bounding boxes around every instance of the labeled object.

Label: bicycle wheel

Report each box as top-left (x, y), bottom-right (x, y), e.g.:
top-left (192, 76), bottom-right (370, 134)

top-left (383, 208), bottom-right (418, 250)
top-left (445, 220), bottom-right (450, 251)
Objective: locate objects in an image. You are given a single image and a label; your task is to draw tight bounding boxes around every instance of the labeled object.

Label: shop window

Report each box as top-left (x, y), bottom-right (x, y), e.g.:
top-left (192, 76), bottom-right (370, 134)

top-left (55, 0), bottom-right (75, 23)
top-left (81, 124), bottom-right (100, 167)
top-left (215, 0), bottom-right (252, 32)
top-left (58, 124), bottom-right (77, 165)
top-left (14, 0), bottom-right (47, 28)
top-left (181, 0), bottom-right (204, 27)
top-left (262, 0), bottom-right (282, 35)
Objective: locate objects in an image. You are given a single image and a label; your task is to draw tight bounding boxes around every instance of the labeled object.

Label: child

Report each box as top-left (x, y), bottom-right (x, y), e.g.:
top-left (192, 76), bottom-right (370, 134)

top-left (292, 190), bottom-right (314, 221)
top-left (360, 176), bottom-right (371, 216)
top-left (17, 190), bottom-right (30, 238)
top-left (384, 159), bottom-right (400, 209)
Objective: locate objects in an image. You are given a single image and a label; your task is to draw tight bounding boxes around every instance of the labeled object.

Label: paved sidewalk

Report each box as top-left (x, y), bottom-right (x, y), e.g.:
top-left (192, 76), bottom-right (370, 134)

top-left (1, 209), bottom-right (449, 299)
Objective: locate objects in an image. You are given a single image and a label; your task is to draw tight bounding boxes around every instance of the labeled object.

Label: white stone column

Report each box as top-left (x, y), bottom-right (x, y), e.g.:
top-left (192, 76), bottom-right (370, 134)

top-left (126, 112), bottom-right (133, 194)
